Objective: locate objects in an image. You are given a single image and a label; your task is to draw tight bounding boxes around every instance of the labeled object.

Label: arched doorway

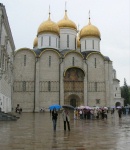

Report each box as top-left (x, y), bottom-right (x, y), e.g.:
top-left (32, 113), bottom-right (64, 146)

top-left (68, 94), bottom-right (81, 107)
top-left (116, 102), bottom-right (121, 107)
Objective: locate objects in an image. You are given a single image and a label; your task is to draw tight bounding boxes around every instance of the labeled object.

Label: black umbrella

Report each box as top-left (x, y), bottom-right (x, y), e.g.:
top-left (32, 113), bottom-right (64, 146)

top-left (62, 105), bottom-right (75, 109)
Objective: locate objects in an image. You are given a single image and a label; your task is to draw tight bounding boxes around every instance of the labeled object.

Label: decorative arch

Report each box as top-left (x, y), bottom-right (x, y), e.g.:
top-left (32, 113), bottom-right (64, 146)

top-left (68, 94), bottom-right (81, 107)
top-left (64, 50), bottom-right (84, 58)
top-left (86, 51), bottom-right (105, 60)
top-left (63, 66), bottom-right (85, 77)
top-left (39, 48), bottom-right (61, 57)
top-left (115, 102), bottom-right (121, 107)
top-left (15, 48), bottom-right (36, 56)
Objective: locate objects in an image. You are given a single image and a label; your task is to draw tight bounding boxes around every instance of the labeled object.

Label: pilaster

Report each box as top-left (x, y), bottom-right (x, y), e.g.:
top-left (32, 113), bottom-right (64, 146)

top-left (59, 59), bottom-right (64, 105)
top-left (83, 60), bottom-right (88, 105)
top-left (34, 58), bottom-right (40, 112)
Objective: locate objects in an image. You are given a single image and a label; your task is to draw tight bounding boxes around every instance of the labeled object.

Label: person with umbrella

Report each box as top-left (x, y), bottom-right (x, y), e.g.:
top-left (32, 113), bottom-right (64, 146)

top-left (62, 109), bottom-right (70, 131)
top-left (52, 108), bottom-right (58, 131)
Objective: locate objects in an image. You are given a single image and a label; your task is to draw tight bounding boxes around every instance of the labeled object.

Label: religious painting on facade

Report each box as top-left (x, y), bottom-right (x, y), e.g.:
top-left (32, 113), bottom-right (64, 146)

top-left (64, 68), bottom-right (84, 93)
top-left (64, 68), bottom-right (84, 81)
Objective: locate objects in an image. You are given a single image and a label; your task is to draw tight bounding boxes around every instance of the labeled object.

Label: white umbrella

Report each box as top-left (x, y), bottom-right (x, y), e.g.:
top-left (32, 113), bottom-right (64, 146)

top-left (77, 106), bottom-right (85, 109)
top-left (85, 106), bottom-right (91, 109)
top-left (104, 107), bottom-right (108, 110)
top-left (116, 106), bottom-right (121, 108)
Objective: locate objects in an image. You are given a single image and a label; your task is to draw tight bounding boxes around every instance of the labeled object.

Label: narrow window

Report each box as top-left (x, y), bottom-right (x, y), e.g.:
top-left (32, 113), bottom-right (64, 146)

top-left (92, 40), bottom-right (94, 49)
top-left (85, 40), bottom-right (86, 49)
top-left (96, 99), bottom-right (100, 104)
top-left (58, 40), bottom-right (60, 48)
top-left (95, 58), bottom-right (96, 68)
top-left (2, 53), bottom-right (4, 69)
top-left (41, 37), bottom-right (43, 46)
top-left (0, 51), bottom-right (2, 68)
top-left (56, 38), bottom-right (57, 48)
top-left (116, 87), bottom-right (117, 90)
top-left (49, 36), bottom-right (51, 46)
top-left (115, 94), bottom-right (116, 97)
top-left (48, 81), bottom-right (51, 92)
top-left (24, 55), bottom-right (26, 66)
top-left (75, 37), bottom-right (76, 49)
top-left (72, 57), bottom-right (75, 66)
top-left (49, 56), bottom-right (51, 67)
top-left (23, 81), bottom-right (26, 92)
top-left (67, 35), bottom-right (69, 48)
top-left (95, 82), bottom-right (97, 91)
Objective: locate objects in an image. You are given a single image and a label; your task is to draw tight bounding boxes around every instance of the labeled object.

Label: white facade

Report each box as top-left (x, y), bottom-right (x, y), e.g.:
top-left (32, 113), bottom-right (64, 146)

top-left (13, 46), bottom-right (124, 113)
top-left (0, 3), bottom-right (15, 112)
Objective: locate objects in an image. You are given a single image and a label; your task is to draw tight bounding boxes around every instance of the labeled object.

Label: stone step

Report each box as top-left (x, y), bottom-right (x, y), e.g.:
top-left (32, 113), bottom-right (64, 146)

top-left (0, 112), bottom-right (19, 121)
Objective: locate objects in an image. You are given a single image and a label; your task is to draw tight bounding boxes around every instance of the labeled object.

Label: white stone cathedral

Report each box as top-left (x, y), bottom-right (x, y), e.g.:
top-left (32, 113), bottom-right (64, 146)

top-left (0, 3), bottom-right (124, 112)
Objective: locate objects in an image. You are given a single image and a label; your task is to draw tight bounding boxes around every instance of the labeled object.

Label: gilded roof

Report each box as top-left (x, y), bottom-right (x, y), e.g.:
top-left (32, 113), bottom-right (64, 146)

top-left (57, 10), bottom-right (77, 30)
top-left (80, 19), bottom-right (101, 39)
top-left (37, 14), bottom-right (60, 36)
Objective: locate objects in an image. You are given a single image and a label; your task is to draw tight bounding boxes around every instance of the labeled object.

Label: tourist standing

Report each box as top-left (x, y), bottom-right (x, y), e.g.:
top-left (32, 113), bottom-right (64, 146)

top-left (52, 108), bottom-right (58, 131)
top-left (62, 109), bottom-right (70, 131)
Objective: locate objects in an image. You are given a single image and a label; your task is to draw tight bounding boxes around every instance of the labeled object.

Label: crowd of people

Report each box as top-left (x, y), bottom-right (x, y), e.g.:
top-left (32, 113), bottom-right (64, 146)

top-left (50, 106), bottom-right (130, 131)
top-left (74, 108), bottom-right (108, 120)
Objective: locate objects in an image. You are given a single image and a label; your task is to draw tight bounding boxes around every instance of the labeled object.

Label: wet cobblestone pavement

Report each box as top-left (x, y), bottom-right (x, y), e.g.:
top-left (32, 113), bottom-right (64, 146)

top-left (0, 111), bottom-right (130, 150)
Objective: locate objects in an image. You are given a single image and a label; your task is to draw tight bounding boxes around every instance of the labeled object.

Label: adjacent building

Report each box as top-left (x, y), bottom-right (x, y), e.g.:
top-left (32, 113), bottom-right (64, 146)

top-left (0, 3), bottom-right (15, 112)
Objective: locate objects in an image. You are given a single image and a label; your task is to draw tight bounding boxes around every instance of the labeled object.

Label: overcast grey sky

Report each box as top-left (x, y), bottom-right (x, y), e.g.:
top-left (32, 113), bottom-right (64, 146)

top-left (1, 0), bottom-right (130, 86)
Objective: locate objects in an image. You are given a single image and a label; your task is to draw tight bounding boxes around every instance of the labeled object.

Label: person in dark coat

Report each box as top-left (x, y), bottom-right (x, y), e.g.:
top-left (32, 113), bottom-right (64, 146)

top-left (52, 108), bottom-right (58, 131)
top-left (118, 108), bottom-right (122, 118)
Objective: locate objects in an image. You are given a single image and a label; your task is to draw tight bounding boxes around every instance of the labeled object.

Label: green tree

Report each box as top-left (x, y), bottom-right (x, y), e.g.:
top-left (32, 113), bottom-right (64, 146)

top-left (121, 78), bottom-right (130, 106)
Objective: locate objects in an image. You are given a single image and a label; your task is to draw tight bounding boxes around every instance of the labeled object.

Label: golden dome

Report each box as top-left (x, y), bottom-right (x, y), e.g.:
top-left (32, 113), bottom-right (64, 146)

top-left (37, 14), bottom-right (59, 36)
top-left (57, 10), bottom-right (77, 30)
top-left (33, 37), bottom-right (38, 48)
top-left (80, 19), bottom-right (101, 39)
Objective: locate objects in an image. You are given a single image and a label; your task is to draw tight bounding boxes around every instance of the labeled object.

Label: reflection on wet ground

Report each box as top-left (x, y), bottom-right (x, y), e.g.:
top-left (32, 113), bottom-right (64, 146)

top-left (0, 111), bottom-right (130, 150)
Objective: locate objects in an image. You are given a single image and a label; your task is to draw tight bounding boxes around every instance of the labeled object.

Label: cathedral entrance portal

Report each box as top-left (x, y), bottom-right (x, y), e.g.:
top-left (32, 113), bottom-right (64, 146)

top-left (115, 102), bottom-right (121, 107)
top-left (64, 67), bottom-right (85, 107)
top-left (68, 94), bottom-right (81, 107)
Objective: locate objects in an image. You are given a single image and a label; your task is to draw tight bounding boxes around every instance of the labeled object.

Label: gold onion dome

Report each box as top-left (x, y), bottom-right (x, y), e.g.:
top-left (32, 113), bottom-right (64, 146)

top-left (37, 13), bottom-right (60, 36)
top-left (80, 19), bottom-right (101, 39)
top-left (57, 10), bottom-right (77, 30)
top-left (33, 37), bottom-right (38, 48)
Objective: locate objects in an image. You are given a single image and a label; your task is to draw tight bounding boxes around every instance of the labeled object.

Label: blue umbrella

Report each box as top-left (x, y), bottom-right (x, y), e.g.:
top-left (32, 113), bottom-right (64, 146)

top-left (49, 104), bottom-right (62, 110)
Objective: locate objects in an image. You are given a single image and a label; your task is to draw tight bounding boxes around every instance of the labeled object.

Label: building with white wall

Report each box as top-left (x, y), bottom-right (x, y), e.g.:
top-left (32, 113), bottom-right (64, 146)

top-left (0, 3), bottom-right (15, 112)
top-left (12, 9), bottom-right (124, 112)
